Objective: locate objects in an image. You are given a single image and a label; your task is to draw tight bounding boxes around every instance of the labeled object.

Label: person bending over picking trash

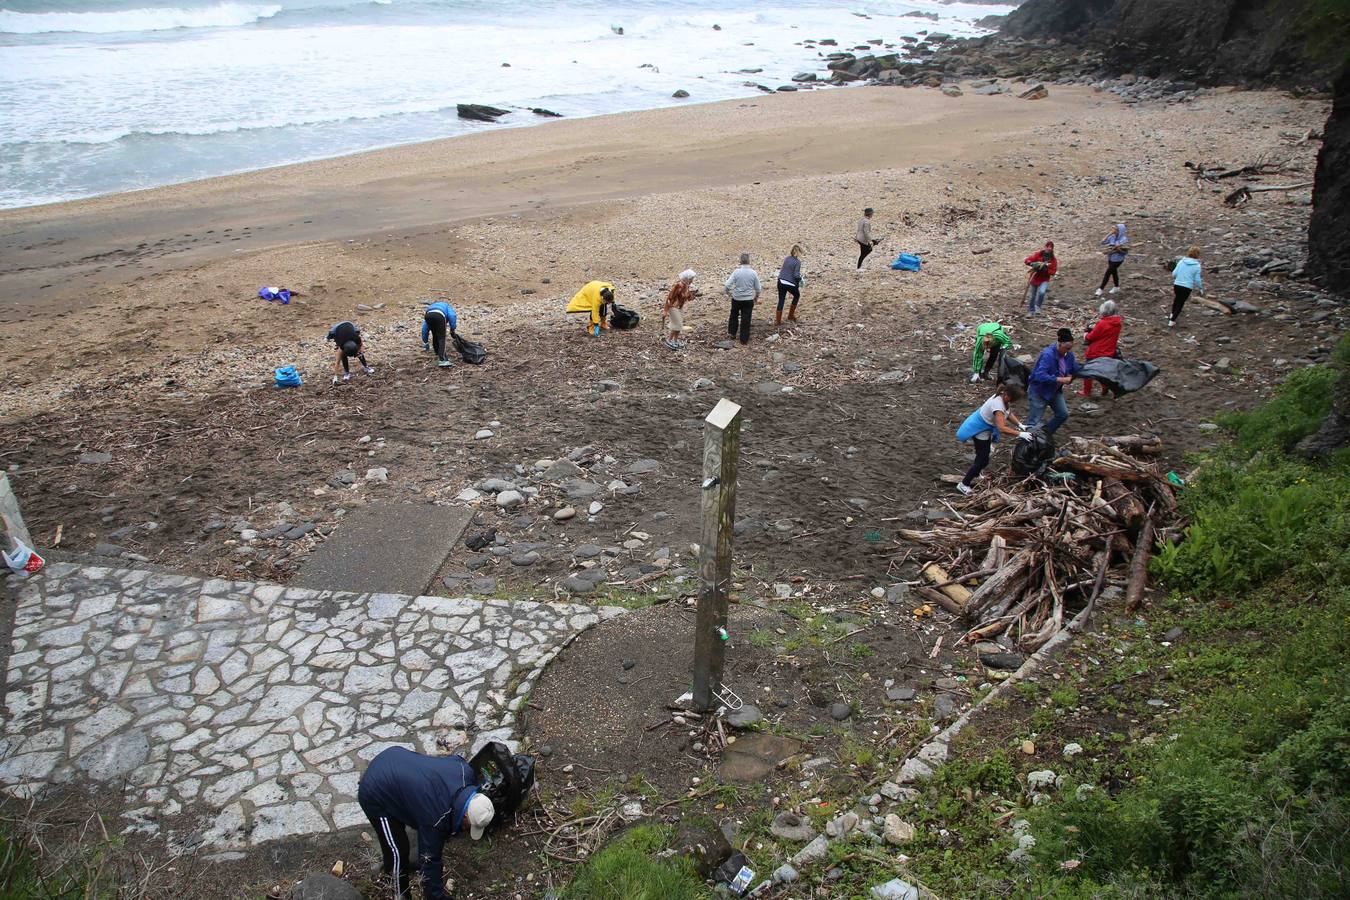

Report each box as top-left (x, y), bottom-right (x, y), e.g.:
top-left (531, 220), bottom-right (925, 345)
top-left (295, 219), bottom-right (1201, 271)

top-left (1026, 327), bottom-right (1080, 435)
top-left (327, 320), bottom-right (374, 385)
top-left (663, 270), bottom-right (697, 349)
top-left (358, 746), bottom-right (496, 900)
top-left (567, 281), bottom-right (615, 336)
top-left (724, 253), bottom-right (762, 346)
top-left (970, 321), bottom-right (1013, 383)
top-left (1023, 241), bottom-right (1057, 314)
top-left (955, 381), bottom-right (1028, 495)
top-left (421, 301), bottom-right (458, 368)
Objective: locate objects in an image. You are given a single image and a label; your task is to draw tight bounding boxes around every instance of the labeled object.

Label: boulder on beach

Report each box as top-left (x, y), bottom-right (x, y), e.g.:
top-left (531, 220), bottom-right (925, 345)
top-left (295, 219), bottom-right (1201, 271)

top-left (531, 107), bottom-right (563, 118)
top-left (1019, 84), bottom-right (1049, 100)
top-left (672, 89), bottom-right (690, 98)
top-left (457, 104), bottom-right (510, 122)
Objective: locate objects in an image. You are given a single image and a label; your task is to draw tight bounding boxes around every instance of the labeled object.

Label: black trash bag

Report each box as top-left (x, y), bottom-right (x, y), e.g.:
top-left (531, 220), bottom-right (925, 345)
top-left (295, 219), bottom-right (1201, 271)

top-left (469, 741), bottom-right (536, 823)
top-left (1011, 427), bottom-right (1055, 477)
top-left (997, 353), bottom-right (1030, 390)
top-left (453, 333), bottom-right (487, 365)
top-left (609, 304), bottom-right (640, 330)
top-left (1078, 357), bottom-right (1160, 398)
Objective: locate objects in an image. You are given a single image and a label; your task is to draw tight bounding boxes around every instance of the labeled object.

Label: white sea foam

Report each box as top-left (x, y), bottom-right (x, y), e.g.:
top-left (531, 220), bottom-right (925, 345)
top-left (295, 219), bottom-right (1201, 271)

top-left (0, 2), bottom-right (283, 34)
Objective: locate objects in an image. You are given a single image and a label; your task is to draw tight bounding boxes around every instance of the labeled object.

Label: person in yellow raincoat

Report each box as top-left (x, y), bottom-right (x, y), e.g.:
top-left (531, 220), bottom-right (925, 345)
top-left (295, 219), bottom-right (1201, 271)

top-left (566, 281), bottom-right (615, 336)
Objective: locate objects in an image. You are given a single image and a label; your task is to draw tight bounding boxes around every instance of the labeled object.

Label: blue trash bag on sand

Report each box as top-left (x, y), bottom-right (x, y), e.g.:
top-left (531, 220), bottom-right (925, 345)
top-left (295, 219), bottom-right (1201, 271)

top-left (890, 253), bottom-right (922, 272)
top-left (274, 365), bottom-right (303, 388)
top-left (259, 286), bottom-right (292, 304)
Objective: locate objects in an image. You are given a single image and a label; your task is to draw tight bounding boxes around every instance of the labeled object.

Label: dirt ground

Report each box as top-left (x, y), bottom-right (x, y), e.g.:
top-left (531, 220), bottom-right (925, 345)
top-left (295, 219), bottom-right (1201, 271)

top-left (0, 83), bottom-right (1345, 897)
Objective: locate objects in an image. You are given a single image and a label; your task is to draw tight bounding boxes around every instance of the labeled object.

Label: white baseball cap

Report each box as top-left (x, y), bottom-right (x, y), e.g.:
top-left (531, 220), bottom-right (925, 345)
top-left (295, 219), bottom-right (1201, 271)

top-left (466, 793), bottom-right (495, 840)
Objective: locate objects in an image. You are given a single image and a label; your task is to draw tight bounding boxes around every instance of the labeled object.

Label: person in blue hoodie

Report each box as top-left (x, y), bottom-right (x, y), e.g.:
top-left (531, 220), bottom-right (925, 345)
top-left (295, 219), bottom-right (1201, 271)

top-left (1095, 223), bottom-right (1128, 296)
top-left (358, 746), bottom-right (496, 900)
top-left (422, 301), bottom-right (458, 368)
top-left (1169, 245), bottom-right (1204, 328)
top-left (1026, 327), bottom-right (1080, 435)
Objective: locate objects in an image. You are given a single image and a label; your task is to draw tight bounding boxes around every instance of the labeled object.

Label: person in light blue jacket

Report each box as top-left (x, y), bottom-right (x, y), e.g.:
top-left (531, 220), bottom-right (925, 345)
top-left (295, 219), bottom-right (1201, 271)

top-left (1169, 245), bottom-right (1204, 328)
top-left (422, 301), bottom-right (458, 367)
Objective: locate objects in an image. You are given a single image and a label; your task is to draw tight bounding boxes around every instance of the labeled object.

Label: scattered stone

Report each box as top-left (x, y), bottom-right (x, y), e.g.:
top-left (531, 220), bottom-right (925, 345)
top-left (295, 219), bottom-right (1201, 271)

top-left (884, 584), bottom-right (910, 604)
top-left (496, 490), bottom-right (524, 510)
top-left (542, 459), bottom-right (585, 481)
top-left (726, 705), bottom-right (763, 729)
top-left (595, 379), bottom-right (622, 393)
top-left (790, 834), bottom-right (830, 870)
top-left (625, 459), bottom-right (660, 475)
top-left (588, 501), bottom-right (604, 516)
top-left (511, 550), bottom-right (541, 567)
top-left (897, 757), bottom-right (934, 783)
top-left (474, 429), bottom-right (494, 440)
top-left (940, 84), bottom-right (963, 97)
top-left (876, 369), bottom-right (914, 383)
top-left (553, 506), bottom-right (577, 522)
top-left (1021, 740), bottom-right (1036, 755)
top-left (364, 468), bottom-right (388, 483)
top-left (1162, 626), bottom-right (1184, 642)
top-left (829, 702), bottom-right (852, 721)
top-left (770, 811), bottom-right (817, 842)
top-left (468, 576), bottom-right (497, 594)
top-left (672, 89), bottom-right (690, 98)
top-left (871, 877), bottom-right (920, 900)
top-left (93, 543), bottom-right (124, 558)
top-left (879, 781), bottom-right (904, 801)
top-left (886, 686), bottom-right (916, 703)
top-left (457, 103), bottom-right (509, 121)
top-left (692, 377), bottom-right (715, 390)
top-left (932, 694), bottom-right (957, 721)
top-left (773, 863), bottom-right (800, 884)
top-left (79, 451), bottom-right (112, 465)
top-left (1019, 84), bottom-right (1049, 100)
top-left (980, 651), bottom-right (1025, 671)
top-left (291, 874), bottom-right (361, 900)
top-left (883, 814), bottom-right (916, 846)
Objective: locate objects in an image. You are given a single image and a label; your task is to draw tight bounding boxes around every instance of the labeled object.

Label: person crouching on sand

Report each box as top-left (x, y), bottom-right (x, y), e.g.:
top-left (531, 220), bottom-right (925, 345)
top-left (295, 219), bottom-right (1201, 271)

top-left (1023, 241), bottom-right (1057, 314)
top-left (970, 321), bottom-right (1013, 383)
top-left (567, 280), bottom-right (615, 336)
top-left (422, 300), bottom-right (458, 368)
top-left (663, 270), bottom-right (697, 349)
top-left (777, 245), bottom-right (803, 325)
top-left (724, 253), bottom-right (762, 346)
top-left (327, 320), bottom-right (374, 385)
top-left (855, 207), bottom-right (877, 271)
top-left (954, 382), bottom-right (1029, 495)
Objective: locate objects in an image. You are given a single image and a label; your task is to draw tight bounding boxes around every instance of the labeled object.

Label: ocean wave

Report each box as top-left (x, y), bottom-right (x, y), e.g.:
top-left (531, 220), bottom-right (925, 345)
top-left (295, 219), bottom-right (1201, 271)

top-left (0, 2), bottom-right (283, 34)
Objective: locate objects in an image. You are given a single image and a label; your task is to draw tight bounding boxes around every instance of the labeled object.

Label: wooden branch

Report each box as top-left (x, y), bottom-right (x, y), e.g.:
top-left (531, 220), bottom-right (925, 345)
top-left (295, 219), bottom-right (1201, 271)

top-left (1124, 520), bottom-right (1154, 613)
top-left (915, 584), bottom-right (966, 617)
top-left (920, 562), bottom-right (973, 610)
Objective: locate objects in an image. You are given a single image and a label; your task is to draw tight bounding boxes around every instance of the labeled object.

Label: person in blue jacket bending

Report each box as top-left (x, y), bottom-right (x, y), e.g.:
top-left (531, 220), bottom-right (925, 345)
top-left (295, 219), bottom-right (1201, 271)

top-left (1026, 327), bottom-right (1080, 436)
top-left (422, 301), bottom-right (458, 368)
top-left (358, 746), bottom-right (495, 900)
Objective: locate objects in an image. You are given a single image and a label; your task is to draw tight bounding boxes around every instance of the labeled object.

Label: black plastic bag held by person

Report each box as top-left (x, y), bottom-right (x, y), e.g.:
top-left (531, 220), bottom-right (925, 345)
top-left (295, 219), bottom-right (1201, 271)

top-left (1077, 358), bottom-right (1160, 398)
top-left (608, 304), bottom-right (640, 330)
top-left (1011, 427), bottom-right (1055, 477)
top-left (453, 333), bottom-right (488, 365)
top-left (469, 741), bottom-right (536, 823)
top-left (997, 354), bottom-right (1030, 390)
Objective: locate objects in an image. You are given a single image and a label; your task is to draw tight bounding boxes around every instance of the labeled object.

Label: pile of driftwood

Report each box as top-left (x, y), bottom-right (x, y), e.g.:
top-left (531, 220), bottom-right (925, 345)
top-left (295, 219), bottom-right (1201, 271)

top-left (1183, 158), bottom-right (1312, 207)
top-left (902, 435), bottom-right (1177, 651)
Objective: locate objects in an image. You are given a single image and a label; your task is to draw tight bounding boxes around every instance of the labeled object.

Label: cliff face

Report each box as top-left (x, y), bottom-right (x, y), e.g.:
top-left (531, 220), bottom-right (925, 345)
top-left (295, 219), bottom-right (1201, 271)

top-left (1002, 0), bottom-right (1334, 87)
top-left (1309, 67), bottom-right (1350, 292)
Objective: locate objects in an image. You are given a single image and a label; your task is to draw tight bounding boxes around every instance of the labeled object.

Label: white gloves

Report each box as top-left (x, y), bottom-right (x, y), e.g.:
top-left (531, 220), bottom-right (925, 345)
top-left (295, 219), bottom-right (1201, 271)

top-left (1018, 431), bottom-right (1033, 441)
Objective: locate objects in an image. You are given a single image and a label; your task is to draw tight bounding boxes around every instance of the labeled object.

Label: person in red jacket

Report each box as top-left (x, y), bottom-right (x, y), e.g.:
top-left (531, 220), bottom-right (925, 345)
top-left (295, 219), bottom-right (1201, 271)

top-left (1077, 299), bottom-right (1122, 396)
top-left (1023, 241), bottom-right (1057, 314)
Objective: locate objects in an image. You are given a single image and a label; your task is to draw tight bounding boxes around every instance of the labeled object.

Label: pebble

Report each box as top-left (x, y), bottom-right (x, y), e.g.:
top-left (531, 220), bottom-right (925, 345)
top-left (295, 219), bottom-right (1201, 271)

top-left (829, 702), bottom-right (852, 721)
top-left (511, 551), bottom-right (542, 567)
top-left (886, 686), bottom-right (916, 702)
top-left (726, 705), bottom-right (762, 729)
top-left (364, 467), bottom-right (388, 483)
top-left (474, 429), bottom-right (494, 440)
top-left (553, 506), bottom-right (576, 521)
top-left (588, 501), bottom-right (604, 516)
top-left (496, 490), bottom-right (524, 510)
top-left (770, 811), bottom-right (817, 842)
top-left (1021, 740), bottom-right (1036, 755)
top-left (883, 814), bottom-right (916, 846)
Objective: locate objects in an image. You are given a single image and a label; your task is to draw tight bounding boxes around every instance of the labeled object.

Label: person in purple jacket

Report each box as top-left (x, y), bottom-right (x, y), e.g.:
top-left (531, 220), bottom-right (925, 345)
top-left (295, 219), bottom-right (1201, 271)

top-left (358, 746), bottom-right (496, 900)
top-left (1025, 327), bottom-right (1080, 435)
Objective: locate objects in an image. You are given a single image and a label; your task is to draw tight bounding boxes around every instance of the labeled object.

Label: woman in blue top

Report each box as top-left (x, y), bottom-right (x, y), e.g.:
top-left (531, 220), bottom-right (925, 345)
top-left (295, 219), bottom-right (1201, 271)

top-left (422, 301), bottom-right (458, 367)
top-left (1169, 246), bottom-right (1204, 328)
top-left (954, 382), bottom-right (1028, 494)
top-left (777, 245), bottom-right (803, 325)
top-left (1096, 223), bottom-right (1128, 296)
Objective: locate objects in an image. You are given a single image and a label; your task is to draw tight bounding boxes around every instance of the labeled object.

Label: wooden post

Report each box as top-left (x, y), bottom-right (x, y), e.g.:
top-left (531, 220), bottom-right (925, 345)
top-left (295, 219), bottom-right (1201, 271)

top-left (692, 398), bottom-right (743, 712)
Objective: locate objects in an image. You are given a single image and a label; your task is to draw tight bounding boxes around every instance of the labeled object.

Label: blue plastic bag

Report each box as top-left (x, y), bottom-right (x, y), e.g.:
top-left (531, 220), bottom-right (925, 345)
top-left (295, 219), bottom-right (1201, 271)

top-left (274, 365), bottom-right (303, 388)
top-left (890, 253), bottom-right (922, 272)
top-left (259, 286), bottom-right (291, 304)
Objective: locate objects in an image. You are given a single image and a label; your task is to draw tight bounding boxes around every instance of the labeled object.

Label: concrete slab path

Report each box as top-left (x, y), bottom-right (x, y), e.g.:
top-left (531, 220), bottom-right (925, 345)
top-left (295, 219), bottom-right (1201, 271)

top-left (292, 503), bottom-right (472, 596)
top-left (0, 562), bottom-right (621, 855)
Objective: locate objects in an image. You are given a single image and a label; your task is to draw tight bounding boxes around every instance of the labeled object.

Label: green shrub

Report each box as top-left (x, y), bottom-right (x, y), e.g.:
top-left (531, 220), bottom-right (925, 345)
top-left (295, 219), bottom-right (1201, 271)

top-left (560, 825), bottom-right (711, 900)
top-left (1217, 364), bottom-right (1336, 455)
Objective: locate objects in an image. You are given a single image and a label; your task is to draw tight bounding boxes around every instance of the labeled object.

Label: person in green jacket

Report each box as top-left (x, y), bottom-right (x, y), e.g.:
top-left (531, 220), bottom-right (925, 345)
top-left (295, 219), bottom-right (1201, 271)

top-left (970, 322), bottom-right (1013, 383)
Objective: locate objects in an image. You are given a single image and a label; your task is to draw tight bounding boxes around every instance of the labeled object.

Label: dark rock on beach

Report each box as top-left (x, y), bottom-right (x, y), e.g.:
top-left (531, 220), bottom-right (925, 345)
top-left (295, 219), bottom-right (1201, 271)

top-left (457, 104), bottom-right (510, 122)
top-left (531, 107), bottom-right (563, 118)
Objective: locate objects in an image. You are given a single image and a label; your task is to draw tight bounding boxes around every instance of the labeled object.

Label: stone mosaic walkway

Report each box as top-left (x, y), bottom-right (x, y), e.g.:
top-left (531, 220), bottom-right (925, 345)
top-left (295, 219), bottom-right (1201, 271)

top-left (0, 562), bottom-right (621, 854)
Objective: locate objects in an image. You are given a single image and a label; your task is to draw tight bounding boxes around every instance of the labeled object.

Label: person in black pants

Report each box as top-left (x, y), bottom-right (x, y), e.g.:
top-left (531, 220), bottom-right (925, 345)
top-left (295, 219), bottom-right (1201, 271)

top-left (327, 320), bottom-right (375, 385)
top-left (776, 244), bottom-right (803, 325)
top-left (723, 253), bottom-right (762, 346)
top-left (855, 207), bottom-right (876, 270)
top-left (357, 746), bottom-right (496, 900)
top-left (421, 301), bottom-right (457, 368)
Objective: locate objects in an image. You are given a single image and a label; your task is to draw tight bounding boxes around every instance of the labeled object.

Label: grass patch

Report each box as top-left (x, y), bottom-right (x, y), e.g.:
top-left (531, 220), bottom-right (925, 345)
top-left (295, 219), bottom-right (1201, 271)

top-left (559, 824), bottom-right (711, 900)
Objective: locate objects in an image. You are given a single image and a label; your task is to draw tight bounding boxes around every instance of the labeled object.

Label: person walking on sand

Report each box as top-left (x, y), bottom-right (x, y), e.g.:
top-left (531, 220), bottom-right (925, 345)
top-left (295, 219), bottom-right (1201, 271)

top-left (358, 746), bottom-right (496, 900)
top-left (421, 300), bottom-right (458, 368)
top-left (954, 382), bottom-right (1029, 495)
top-left (1096, 223), bottom-right (1129, 296)
top-left (1169, 246), bottom-right (1204, 328)
top-left (970, 321), bottom-right (1013, 383)
top-left (777, 245), bottom-right (804, 325)
top-left (1023, 241), bottom-right (1057, 315)
top-left (327, 320), bottom-right (374, 385)
top-left (566, 280), bottom-right (615, 336)
top-left (724, 253), bottom-right (762, 346)
top-left (663, 270), bottom-right (697, 349)
top-left (855, 208), bottom-right (877, 270)
top-left (1026, 327), bottom-right (1079, 435)
top-left (1078, 300), bottom-right (1122, 397)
